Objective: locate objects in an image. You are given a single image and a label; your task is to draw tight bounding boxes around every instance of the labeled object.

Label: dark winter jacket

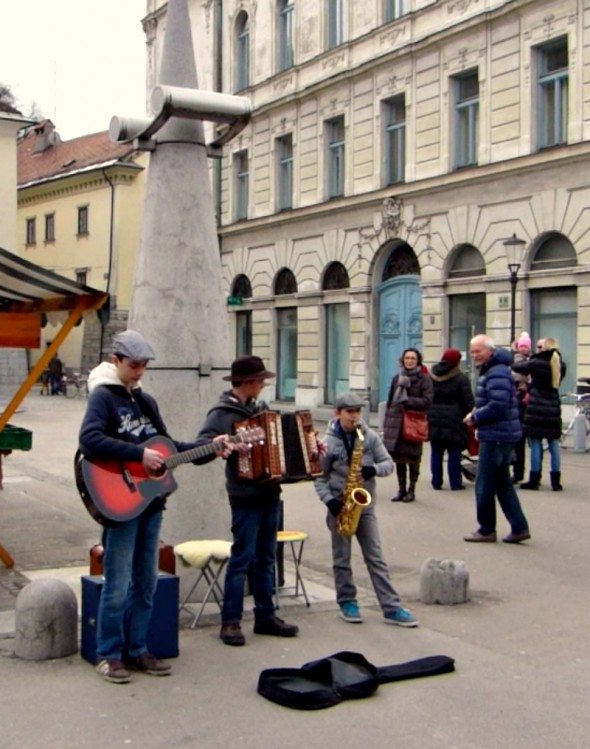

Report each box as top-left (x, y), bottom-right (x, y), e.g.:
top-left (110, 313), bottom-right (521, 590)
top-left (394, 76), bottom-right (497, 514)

top-left (79, 362), bottom-right (197, 513)
top-left (472, 348), bottom-right (521, 444)
top-left (196, 390), bottom-right (281, 501)
top-left (428, 362), bottom-right (475, 448)
top-left (383, 367), bottom-right (433, 462)
top-left (511, 349), bottom-right (565, 440)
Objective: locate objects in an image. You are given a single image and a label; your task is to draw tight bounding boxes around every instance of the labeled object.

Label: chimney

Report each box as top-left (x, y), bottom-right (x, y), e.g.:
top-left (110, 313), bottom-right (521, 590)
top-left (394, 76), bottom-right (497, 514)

top-left (32, 120), bottom-right (61, 153)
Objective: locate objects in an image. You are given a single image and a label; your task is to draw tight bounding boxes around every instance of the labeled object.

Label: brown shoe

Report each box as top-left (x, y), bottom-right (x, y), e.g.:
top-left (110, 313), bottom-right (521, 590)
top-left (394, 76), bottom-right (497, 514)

top-left (463, 530), bottom-right (497, 543)
top-left (503, 531), bottom-right (531, 544)
top-left (96, 659), bottom-right (131, 684)
top-left (253, 616), bottom-right (299, 637)
top-left (125, 652), bottom-right (171, 676)
top-left (220, 622), bottom-right (246, 646)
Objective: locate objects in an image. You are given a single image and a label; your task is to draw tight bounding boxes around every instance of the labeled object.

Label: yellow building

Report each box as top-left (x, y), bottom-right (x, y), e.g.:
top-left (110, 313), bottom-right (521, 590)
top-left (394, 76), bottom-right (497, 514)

top-left (17, 121), bottom-right (147, 372)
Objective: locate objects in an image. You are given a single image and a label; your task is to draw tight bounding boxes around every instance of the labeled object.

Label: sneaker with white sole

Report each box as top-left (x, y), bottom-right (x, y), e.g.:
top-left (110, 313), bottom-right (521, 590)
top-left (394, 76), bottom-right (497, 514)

top-left (339, 601), bottom-right (363, 623)
top-left (384, 607), bottom-right (419, 628)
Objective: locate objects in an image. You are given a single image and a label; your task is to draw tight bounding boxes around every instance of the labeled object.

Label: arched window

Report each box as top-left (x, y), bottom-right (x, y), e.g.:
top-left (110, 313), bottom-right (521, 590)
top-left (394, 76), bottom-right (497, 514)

top-left (322, 262), bottom-right (350, 290)
top-left (531, 232), bottom-right (577, 271)
top-left (232, 274), bottom-right (252, 299)
top-left (382, 242), bottom-right (419, 281)
top-left (235, 12), bottom-right (250, 92)
top-left (448, 244), bottom-right (486, 279)
top-left (274, 268), bottom-right (297, 295)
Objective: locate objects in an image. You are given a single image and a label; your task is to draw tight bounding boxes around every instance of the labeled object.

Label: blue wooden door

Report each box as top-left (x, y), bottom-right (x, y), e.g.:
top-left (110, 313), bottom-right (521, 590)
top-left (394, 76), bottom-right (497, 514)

top-left (378, 276), bottom-right (422, 401)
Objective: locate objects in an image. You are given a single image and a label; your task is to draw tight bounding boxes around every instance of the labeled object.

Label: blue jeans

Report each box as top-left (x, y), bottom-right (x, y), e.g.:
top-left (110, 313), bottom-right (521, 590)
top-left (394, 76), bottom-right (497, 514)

top-left (327, 503), bottom-right (401, 615)
top-left (222, 496), bottom-right (280, 625)
top-left (97, 510), bottom-right (162, 661)
top-left (530, 438), bottom-right (561, 473)
top-left (475, 441), bottom-right (529, 536)
top-left (430, 442), bottom-right (463, 489)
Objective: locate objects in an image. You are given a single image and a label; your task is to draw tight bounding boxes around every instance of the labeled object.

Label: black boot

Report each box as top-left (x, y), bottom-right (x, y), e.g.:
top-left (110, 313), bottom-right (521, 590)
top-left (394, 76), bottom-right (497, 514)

top-left (550, 471), bottom-right (563, 491)
top-left (392, 464), bottom-right (407, 502)
top-left (520, 471), bottom-right (541, 490)
top-left (403, 464), bottom-right (419, 502)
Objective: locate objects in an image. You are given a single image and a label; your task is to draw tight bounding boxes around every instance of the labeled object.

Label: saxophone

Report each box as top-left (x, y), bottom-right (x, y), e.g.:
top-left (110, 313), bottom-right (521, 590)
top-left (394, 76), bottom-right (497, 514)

top-left (337, 427), bottom-right (372, 537)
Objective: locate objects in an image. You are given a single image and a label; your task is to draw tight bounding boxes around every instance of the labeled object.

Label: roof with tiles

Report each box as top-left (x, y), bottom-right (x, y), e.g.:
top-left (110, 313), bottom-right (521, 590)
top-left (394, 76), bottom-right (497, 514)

top-left (17, 120), bottom-right (136, 187)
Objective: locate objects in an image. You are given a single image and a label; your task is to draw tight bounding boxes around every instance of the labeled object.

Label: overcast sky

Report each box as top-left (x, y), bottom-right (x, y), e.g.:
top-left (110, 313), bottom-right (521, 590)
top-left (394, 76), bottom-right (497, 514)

top-left (0, 0), bottom-right (147, 141)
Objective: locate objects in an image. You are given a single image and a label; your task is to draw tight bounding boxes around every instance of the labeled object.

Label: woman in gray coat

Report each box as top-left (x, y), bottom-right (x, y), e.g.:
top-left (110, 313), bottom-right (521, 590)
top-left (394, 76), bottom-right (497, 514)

top-left (383, 348), bottom-right (434, 502)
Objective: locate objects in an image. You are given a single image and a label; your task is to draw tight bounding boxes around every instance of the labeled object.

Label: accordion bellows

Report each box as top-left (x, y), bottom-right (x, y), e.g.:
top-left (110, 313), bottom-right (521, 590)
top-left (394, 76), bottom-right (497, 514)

top-left (235, 410), bottom-right (322, 482)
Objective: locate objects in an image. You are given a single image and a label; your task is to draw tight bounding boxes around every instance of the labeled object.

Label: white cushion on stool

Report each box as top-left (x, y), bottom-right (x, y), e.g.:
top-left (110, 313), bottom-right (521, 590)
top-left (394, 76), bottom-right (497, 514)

top-left (174, 540), bottom-right (232, 568)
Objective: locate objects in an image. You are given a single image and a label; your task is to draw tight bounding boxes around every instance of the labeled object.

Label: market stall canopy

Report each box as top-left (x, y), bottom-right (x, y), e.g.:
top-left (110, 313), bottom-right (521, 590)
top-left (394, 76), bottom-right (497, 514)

top-left (0, 245), bottom-right (108, 429)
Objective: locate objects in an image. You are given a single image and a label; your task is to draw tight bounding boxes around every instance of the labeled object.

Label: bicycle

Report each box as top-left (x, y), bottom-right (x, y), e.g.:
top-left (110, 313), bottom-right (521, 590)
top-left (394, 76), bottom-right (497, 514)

top-left (64, 372), bottom-right (89, 399)
top-left (559, 378), bottom-right (590, 446)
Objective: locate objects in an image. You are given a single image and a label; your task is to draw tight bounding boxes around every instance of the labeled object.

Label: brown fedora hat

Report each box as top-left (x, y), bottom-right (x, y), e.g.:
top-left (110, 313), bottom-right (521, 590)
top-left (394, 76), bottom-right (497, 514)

top-left (223, 355), bottom-right (275, 383)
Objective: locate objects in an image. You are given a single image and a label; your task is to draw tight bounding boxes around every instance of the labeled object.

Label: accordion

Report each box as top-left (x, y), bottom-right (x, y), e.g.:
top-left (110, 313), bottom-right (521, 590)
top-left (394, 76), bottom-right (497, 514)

top-left (235, 410), bottom-right (322, 482)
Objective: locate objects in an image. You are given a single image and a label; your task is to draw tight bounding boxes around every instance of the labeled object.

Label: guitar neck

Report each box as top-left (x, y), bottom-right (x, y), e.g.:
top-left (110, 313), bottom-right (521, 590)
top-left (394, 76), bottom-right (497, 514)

top-left (164, 434), bottom-right (243, 470)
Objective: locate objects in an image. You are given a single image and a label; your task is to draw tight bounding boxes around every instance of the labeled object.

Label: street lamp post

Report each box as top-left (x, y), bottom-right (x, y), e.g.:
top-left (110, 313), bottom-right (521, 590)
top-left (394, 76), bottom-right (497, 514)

top-left (503, 233), bottom-right (526, 343)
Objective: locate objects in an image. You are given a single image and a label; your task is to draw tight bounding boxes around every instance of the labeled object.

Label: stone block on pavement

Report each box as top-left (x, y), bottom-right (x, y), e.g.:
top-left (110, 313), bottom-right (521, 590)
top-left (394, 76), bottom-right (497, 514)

top-left (14, 578), bottom-right (78, 660)
top-left (420, 558), bottom-right (469, 605)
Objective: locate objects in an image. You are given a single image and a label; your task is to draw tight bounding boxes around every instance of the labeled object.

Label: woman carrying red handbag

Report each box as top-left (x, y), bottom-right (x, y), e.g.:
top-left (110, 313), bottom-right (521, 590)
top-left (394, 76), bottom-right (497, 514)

top-left (383, 348), bottom-right (433, 503)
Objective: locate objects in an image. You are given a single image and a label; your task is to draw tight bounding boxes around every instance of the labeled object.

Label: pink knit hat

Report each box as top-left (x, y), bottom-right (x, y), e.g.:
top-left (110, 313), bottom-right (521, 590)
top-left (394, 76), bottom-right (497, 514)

top-left (517, 332), bottom-right (532, 352)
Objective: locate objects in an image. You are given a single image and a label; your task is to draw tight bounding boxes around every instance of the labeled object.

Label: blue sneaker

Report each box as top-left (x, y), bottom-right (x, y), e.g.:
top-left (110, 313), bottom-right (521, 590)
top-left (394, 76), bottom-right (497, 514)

top-left (384, 607), bottom-right (419, 628)
top-left (339, 601), bottom-right (363, 623)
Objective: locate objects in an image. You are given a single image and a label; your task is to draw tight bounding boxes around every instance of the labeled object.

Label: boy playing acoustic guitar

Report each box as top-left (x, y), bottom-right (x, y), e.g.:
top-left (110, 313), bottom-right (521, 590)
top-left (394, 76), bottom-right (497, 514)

top-left (79, 330), bottom-right (232, 684)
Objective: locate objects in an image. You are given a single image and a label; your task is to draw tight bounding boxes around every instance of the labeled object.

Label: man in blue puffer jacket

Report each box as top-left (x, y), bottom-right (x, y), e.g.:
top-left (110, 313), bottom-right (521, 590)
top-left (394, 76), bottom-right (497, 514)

top-left (463, 334), bottom-right (531, 544)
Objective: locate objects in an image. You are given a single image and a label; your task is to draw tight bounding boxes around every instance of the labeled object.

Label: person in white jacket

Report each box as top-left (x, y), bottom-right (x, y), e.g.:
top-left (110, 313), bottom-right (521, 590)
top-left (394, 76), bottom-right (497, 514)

top-left (314, 391), bottom-right (418, 627)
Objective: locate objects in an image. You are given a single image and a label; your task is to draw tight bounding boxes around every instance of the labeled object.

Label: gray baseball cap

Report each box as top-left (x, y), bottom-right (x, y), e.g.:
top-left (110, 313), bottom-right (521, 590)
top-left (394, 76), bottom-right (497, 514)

top-left (112, 330), bottom-right (155, 361)
top-left (335, 391), bottom-right (365, 409)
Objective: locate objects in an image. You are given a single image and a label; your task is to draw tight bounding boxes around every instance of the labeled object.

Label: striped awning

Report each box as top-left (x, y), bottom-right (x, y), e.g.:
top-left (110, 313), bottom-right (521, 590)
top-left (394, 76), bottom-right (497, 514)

top-left (0, 245), bottom-right (107, 315)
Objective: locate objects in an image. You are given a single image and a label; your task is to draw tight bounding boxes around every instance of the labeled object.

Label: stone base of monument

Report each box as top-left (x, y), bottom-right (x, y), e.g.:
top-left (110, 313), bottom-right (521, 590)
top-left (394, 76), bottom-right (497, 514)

top-left (14, 578), bottom-right (78, 660)
top-left (419, 558), bottom-right (469, 605)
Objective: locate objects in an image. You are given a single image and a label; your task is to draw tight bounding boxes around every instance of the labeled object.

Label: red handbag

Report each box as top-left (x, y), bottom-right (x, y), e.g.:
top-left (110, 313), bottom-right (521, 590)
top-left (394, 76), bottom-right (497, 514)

top-left (466, 423), bottom-right (479, 456)
top-left (402, 410), bottom-right (429, 443)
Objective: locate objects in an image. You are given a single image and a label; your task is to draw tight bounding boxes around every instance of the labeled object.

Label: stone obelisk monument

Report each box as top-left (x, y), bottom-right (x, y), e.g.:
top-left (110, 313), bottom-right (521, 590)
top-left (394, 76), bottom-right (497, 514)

top-left (127, 0), bottom-right (230, 543)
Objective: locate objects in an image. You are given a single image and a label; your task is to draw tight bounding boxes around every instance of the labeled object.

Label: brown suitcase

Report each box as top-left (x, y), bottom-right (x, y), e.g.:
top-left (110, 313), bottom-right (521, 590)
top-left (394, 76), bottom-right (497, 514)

top-left (89, 541), bottom-right (176, 575)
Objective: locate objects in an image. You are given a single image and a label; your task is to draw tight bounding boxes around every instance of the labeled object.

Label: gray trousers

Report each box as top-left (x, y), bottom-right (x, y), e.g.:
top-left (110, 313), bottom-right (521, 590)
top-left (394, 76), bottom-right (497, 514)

top-left (327, 503), bottom-right (401, 614)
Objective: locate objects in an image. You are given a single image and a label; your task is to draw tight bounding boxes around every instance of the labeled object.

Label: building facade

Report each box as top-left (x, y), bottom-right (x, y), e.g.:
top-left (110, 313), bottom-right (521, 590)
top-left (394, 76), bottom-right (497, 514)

top-left (17, 122), bottom-right (147, 372)
top-left (146, 0), bottom-right (589, 407)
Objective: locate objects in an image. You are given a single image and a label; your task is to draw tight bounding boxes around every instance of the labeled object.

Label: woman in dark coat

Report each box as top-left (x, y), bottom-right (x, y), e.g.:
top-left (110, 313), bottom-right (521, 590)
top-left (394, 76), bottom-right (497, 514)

top-left (428, 348), bottom-right (475, 490)
top-left (383, 348), bottom-right (433, 503)
top-left (512, 337), bottom-right (566, 490)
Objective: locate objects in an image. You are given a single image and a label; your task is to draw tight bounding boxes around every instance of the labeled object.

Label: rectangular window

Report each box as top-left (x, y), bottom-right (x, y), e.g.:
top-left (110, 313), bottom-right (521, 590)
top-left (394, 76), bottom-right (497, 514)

top-left (453, 70), bottom-right (479, 169)
top-left (75, 268), bottom-right (88, 286)
top-left (234, 150), bottom-right (249, 221)
top-left (276, 134), bottom-right (293, 211)
top-left (327, 0), bottom-right (344, 49)
top-left (537, 38), bottom-right (568, 149)
top-left (236, 310), bottom-right (252, 356)
top-left (384, 95), bottom-right (406, 185)
top-left (235, 15), bottom-right (250, 91)
top-left (278, 0), bottom-right (294, 71)
top-left (385, 0), bottom-right (408, 22)
top-left (44, 213), bottom-right (55, 243)
top-left (26, 217), bottom-right (36, 245)
top-left (77, 205), bottom-right (89, 235)
top-left (326, 116), bottom-right (345, 199)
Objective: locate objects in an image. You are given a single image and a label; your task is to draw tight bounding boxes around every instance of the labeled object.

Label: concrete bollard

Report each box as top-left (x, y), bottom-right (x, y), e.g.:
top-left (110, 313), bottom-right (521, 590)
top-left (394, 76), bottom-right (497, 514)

top-left (14, 578), bottom-right (78, 660)
top-left (420, 558), bottom-right (469, 605)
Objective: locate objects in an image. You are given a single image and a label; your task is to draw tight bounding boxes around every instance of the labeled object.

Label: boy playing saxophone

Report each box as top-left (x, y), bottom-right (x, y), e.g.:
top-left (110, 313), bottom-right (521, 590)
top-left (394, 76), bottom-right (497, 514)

top-left (314, 392), bottom-right (418, 627)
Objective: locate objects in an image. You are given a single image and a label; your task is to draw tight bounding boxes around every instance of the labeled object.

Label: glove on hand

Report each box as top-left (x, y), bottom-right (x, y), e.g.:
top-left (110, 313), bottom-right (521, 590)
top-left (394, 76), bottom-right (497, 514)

top-left (361, 465), bottom-right (376, 480)
top-left (327, 498), bottom-right (343, 517)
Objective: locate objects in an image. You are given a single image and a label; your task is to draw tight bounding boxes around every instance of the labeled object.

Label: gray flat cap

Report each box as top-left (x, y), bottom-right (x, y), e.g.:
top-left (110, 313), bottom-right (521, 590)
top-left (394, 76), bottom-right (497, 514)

top-left (335, 391), bottom-right (365, 409)
top-left (112, 330), bottom-right (155, 361)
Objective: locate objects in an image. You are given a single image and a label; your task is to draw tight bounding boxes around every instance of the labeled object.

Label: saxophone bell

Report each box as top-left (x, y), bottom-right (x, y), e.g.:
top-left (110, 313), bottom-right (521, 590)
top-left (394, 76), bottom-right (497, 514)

top-left (336, 427), bottom-right (372, 538)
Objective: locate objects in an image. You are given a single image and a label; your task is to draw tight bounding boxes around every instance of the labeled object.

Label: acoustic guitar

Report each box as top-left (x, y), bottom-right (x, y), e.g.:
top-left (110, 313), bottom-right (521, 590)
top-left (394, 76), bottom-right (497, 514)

top-left (75, 428), bottom-right (263, 525)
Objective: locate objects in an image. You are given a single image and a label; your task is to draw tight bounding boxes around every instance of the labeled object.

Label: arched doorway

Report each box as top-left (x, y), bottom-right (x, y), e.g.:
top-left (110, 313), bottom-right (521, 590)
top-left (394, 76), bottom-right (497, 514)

top-left (377, 242), bottom-right (421, 402)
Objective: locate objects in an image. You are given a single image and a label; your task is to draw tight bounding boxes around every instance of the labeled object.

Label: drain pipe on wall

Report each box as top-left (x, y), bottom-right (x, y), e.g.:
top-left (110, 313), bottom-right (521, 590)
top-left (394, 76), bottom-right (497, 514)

top-left (100, 167), bottom-right (116, 359)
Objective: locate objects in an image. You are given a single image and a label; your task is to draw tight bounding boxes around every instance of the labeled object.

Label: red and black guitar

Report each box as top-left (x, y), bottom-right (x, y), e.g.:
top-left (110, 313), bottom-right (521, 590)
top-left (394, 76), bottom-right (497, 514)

top-left (75, 428), bottom-right (263, 526)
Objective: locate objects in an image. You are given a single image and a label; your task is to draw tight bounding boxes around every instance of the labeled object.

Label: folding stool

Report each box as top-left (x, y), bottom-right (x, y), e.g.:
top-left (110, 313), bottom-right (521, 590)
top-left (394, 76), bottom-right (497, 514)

top-left (174, 539), bottom-right (232, 628)
top-left (275, 530), bottom-right (310, 609)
